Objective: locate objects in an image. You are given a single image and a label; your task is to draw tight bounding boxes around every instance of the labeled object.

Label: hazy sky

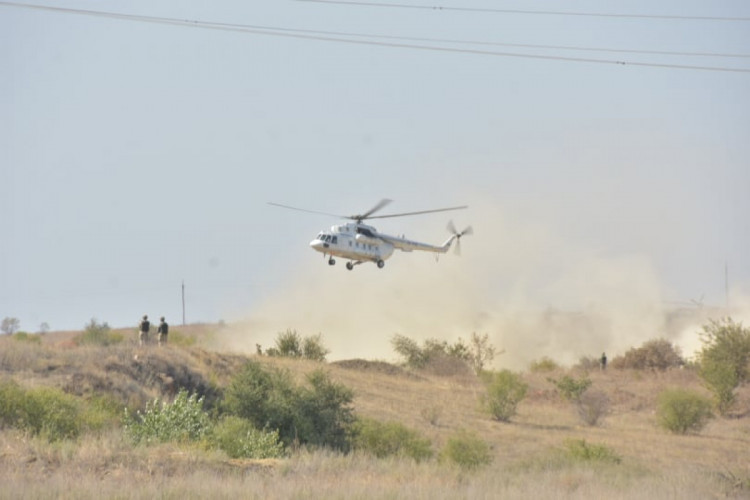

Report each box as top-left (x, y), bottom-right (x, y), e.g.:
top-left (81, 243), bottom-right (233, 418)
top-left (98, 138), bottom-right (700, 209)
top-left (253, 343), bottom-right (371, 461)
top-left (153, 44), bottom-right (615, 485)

top-left (2, 1), bottom-right (749, 361)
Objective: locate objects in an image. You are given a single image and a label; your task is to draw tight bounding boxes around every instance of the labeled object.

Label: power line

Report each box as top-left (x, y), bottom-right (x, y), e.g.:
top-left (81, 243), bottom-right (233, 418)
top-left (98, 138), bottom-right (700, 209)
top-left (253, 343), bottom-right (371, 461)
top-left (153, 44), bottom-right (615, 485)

top-left (297, 0), bottom-right (750, 22)
top-left (245, 24), bottom-right (750, 59)
top-left (2, 2), bottom-right (749, 73)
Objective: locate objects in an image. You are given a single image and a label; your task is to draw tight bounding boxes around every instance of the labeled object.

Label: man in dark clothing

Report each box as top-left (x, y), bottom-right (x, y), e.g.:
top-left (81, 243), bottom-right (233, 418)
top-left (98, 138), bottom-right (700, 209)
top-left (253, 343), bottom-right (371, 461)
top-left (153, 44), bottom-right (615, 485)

top-left (139, 315), bottom-right (150, 346)
top-left (157, 316), bottom-right (169, 346)
top-left (600, 352), bottom-right (607, 371)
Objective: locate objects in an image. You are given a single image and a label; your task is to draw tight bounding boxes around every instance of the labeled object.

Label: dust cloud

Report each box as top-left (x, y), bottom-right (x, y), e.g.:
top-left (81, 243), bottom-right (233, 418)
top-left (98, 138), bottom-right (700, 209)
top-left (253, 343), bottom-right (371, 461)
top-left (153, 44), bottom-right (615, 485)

top-left (217, 198), bottom-right (747, 370)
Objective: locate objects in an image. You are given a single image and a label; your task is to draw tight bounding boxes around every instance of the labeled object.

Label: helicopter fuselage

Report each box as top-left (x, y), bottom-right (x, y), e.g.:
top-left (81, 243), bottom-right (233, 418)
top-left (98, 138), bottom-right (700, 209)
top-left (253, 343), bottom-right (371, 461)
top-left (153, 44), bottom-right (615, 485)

top-left (309, 222), bottom-right (457, 269)
top-left (309, 223), bottom-right (395, 268)
top-left (269, 199), bottom-right (470, 270)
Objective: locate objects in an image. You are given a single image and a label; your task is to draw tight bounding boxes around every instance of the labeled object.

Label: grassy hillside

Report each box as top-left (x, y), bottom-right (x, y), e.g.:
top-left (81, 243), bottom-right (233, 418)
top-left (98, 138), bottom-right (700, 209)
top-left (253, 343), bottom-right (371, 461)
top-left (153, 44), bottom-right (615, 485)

top-left (1, 326), bottom-right (749, 499)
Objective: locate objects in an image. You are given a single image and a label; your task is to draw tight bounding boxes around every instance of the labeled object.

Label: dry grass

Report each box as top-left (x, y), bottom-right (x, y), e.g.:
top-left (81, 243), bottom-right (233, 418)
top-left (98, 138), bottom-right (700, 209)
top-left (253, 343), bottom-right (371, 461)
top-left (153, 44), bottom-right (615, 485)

top-left (1, 331), bottom-right (749, 499)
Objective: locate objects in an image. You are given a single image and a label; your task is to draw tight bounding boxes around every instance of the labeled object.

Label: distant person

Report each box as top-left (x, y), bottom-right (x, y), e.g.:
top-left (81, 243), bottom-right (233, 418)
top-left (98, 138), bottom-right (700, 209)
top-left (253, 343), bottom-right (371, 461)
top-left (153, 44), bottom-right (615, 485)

top-left (600, 352), bottom-right (607, 371)
top-left (157, 316), bottom-right (169, 346)
top-left (139, 315), bottom-right (150, 346)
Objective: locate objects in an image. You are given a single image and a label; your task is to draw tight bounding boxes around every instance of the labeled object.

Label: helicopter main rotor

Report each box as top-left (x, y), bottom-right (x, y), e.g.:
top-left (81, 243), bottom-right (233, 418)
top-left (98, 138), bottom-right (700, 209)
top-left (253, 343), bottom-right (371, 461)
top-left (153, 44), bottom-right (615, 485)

top-left (268, 199), bottom-right (468, 224)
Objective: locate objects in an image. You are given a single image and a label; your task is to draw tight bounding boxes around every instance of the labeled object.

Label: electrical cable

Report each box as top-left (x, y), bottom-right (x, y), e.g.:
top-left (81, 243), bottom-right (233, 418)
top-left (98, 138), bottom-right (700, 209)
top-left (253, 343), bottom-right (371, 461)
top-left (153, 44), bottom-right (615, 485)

top-left (1, 1), bottom-right (748, 72)
top-left (296, 0), bottom-right (750, 22)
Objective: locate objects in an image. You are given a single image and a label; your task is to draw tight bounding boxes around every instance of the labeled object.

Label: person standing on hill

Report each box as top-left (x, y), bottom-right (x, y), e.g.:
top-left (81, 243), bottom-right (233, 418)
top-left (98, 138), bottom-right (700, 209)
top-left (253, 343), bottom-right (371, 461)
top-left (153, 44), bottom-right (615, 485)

top-left (139, 315), bottom-right (150, 346)
top-left (157, 316), bottom-right (169, 346)
top-left (600, 352), bottom-right (607, 371)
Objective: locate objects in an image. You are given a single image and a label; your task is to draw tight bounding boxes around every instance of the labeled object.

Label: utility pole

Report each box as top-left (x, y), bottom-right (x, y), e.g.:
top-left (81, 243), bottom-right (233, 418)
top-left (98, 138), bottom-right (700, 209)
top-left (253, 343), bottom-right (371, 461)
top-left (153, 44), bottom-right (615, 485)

top-left (182, 280), bottom-right (186, 326)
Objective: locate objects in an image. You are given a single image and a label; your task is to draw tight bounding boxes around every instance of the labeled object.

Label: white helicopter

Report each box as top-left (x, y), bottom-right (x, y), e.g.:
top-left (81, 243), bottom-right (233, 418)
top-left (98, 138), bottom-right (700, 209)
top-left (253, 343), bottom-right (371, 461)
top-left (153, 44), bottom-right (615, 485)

top-left (269, 199), bottom-right (472, 270)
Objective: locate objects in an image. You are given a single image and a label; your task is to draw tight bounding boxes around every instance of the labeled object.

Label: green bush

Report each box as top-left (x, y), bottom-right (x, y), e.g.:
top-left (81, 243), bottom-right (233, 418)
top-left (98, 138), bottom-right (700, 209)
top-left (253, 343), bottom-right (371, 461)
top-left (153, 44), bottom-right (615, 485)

top-left (264, 330), bottom-right (330, 362)
top-left (212, 416), bottom-right (285, 459)
top-left (74, 318), bottom-right (123, 346)
top-left (529, 356), bottom-right (559, 373)
top-left (481, 369), bottom-right (528, 422)
top-left (123, 390), bottom-right (211, 444)
top-left (547, 375), bottom-right (592, 402)
top-left (0, 381), bottom-right (82, 441)
top-left (440, 430), bottom-right (493, 470)
top-left (222, 362), bottom-right (354, 451)
top-left (80, 394), bottom-right (124, 432)
top-left (563, 439), bottom-right (621, 464)
top-left (610, 338), bottom-right (684, 370)
top-left (12, 332), bottom-right (41, 344)
top-left (391, 334), bottom-right (429, 368)
top-left (697, 318), bottom-right (750, 416)
top-left (302, 333), bottom-right (330, 362)
top-left (657, 388), bottom-right (713, 434)
top-left (352, 417), bottom-right (433, 462)
top-left (391, 333), bottom-right (497, 375)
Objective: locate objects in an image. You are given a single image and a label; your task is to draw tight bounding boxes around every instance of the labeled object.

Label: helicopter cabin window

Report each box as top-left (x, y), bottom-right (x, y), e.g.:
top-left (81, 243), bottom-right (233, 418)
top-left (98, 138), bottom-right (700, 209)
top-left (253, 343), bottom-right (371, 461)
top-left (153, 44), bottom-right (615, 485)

top-left (332, 236), bottom-right (338, 244)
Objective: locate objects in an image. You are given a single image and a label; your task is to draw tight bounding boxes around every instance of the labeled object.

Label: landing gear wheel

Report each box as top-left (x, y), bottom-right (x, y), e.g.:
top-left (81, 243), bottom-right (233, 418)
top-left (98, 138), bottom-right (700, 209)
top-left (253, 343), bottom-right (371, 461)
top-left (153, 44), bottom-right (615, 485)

top-left (377, 260), bottom-right (385, 269)
top-left (346, 262), bottom-right (354, 270)
top-left (328, 258), bottom-right (336, 266)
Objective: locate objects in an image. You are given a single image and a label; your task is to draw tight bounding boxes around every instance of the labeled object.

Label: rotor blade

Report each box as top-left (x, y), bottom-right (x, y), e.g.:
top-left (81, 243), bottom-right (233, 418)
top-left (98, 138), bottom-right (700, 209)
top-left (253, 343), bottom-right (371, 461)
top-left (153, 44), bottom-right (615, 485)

top-left (461, 225), bottom-right (474, 236)
top-left (454, 237), bottom-right (462, 256)
top-left (447, 220), bottom-right (458, 235)
top-left (267, 202), bottom-right (344, 219)
top-left (366, 205), bottom-right (468, 220)
top-left (350, 198), bottom-right (392, 221)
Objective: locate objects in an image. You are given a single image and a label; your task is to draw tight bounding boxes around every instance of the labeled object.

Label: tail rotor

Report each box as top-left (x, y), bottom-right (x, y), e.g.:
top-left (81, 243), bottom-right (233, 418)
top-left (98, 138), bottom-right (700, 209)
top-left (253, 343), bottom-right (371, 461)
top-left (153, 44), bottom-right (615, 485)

top-left (447, 221), bottom-right (473, 256)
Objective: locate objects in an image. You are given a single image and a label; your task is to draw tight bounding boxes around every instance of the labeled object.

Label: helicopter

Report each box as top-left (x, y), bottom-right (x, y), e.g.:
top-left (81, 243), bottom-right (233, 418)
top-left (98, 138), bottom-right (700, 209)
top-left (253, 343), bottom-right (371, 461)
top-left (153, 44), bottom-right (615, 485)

top-left (268, 199), bottom-right (472, 270)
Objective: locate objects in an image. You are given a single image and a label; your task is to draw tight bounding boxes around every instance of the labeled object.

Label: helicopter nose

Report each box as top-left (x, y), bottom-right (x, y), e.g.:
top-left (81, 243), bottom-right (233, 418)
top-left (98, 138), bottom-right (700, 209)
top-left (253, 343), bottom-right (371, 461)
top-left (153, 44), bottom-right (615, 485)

top-left (310, 239), bottom-right (327, 252)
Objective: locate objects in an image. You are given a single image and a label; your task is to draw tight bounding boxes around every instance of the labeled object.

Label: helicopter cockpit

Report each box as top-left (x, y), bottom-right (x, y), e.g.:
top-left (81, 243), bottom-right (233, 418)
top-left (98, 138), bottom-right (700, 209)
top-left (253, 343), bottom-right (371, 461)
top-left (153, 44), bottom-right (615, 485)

top-left (315, 233), bottom-right (338, 245)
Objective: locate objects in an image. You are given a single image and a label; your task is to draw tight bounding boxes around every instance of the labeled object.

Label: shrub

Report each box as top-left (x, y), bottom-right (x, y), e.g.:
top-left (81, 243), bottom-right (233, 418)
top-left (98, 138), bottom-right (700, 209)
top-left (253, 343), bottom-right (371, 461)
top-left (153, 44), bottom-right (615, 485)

top-left (0, 381), bottom-right (82, 441)
top-left (481, 369), bottom-right (528, 422)
top-left (391, 333), bottom-right (497, 375)
top-left (302, 333), bottom-right (330, 362)
top-left (222, 362), bottom-right (354, 451)
top-left (563, 439), bottom-right (621, 464)
top-left (529, 357), bottom-right (559, 373)
top-left (466, 332), bottom-right (498, 374)
top-left (81, 394), bottom-right (123, 432)
top-left (123, 390), bottom-right (211, 444)
top-left (547, 375), bottom-right (592, 402)
top-left (610, 338), bottom-right (684, 370)
top-left (391, 334), bottom-right (429, 369)
top-left (212, 416), bottom-right (285, 459)
top-left (697, 318), bottom-right (750, 416)
top-left (440, 430), bottom-right (493, 470)
top-left (12, 332), bottom-right (41, 344)
top-left (657, 388), bottom-right (713, 434)
top-left (352, 417), bottom-right (433, 462)
top-left (265, 330), bottom-right (330, 362)
top-left (1, 317), bottom-right (20, 335)
top-left (294, 370), bottom-right (355, 450)
top-left (274, 329), bottom-right (303, 358)
top-left (576, 390), bottom-right (610, 426)
top-left (75, 318), bottom-right (123, 346)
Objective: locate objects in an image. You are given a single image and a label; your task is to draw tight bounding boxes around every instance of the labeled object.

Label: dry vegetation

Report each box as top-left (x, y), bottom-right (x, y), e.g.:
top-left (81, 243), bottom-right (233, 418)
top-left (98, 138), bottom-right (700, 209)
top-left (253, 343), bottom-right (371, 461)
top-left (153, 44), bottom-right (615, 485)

top-left (1, 325), bottom-right (749, 499)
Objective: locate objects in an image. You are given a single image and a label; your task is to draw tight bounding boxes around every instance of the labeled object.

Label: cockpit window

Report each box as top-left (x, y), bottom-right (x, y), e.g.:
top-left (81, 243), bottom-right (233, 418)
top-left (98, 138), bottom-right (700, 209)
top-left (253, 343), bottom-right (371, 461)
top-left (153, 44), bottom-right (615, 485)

top-left (332, 236), bottom-right (338, 244)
